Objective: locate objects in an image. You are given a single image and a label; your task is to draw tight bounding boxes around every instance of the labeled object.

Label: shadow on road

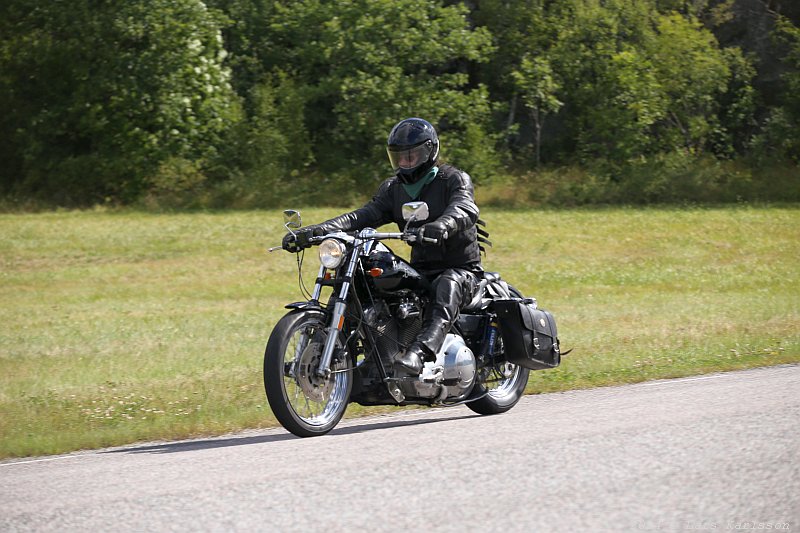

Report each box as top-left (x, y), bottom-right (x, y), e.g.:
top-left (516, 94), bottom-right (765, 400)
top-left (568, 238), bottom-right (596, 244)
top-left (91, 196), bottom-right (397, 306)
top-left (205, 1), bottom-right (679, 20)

top-left (103, 412), bottom-right (479, 456)
top-left (103, 432), bottom-right (297, 455)
top-left (332, 413), bottom-right (478, 436)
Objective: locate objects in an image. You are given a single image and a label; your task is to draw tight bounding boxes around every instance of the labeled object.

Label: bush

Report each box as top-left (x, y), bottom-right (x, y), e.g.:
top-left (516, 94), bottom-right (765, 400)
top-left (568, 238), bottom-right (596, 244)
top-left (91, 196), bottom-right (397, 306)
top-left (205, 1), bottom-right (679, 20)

top-left (140, 158), bottom-right (211, 210)
top-left (477, 152), bottom-right (798, 208)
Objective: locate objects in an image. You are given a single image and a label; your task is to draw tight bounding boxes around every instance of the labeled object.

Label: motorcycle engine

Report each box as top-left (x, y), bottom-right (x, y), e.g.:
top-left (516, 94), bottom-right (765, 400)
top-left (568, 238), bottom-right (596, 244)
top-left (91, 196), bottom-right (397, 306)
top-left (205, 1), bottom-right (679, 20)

top-left (363, 298), bottom-right (476, 403)
top-left (363, 299), bottom-right (422, 378)
top-left (401, 333), bottom-right (476, 403)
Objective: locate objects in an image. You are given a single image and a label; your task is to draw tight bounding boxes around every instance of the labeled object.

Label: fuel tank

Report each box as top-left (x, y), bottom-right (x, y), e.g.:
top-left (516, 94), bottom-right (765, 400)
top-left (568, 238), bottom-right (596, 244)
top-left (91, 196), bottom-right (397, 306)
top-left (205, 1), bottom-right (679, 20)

top-left (363, 243), bottom-right (430, 293)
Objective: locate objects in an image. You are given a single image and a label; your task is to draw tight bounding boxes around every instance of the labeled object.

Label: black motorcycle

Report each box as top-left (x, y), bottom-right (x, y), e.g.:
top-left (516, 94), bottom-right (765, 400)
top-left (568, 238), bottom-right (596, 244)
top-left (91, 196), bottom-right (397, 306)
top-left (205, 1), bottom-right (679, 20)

top-left (264, 202), bottom-right (562, 437)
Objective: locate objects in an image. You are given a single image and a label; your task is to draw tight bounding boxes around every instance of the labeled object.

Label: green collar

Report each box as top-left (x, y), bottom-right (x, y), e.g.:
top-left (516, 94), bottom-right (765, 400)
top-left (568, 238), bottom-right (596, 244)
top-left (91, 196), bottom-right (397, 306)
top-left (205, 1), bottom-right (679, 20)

top-left (401, 167), bottom-right (438, 200)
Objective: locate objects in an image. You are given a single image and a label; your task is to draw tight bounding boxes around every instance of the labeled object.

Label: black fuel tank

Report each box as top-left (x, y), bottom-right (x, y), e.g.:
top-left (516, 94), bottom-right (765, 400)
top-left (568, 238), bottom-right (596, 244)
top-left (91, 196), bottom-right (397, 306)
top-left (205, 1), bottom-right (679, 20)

top-left (364, 244), bottom-right (430, 293)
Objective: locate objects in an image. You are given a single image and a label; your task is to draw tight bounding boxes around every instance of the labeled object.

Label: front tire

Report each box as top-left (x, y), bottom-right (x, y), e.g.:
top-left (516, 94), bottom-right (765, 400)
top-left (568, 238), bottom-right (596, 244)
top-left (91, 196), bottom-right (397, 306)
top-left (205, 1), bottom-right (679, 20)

top-left (264, 310), bottom-right (352, 437)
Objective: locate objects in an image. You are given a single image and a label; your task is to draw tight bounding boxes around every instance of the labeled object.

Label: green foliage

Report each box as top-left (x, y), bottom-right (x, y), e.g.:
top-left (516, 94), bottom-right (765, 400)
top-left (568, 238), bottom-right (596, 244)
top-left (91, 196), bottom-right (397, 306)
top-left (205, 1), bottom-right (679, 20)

top-left (142, 158), bottom-right (211, 209)
top-left (200, 0), bottom-right (502, 205)
top-left (745, 16), bottom-right (800, 171)
top-left (218, 72), bottom-right (315, 207)
top-left (271, 0), bottom-right (495, 184)
top-left (546, 0), bottom-right (659, 160)
top-left (543, 3), bottom-right (747, 163)
top-left (0, 0), bottom-right (239, 203)
top-left (482, 154), bottom-right (798, 207)
top-left (713, 47), bottom-right (757, 157)
top-left (648, 13), bottom-right (731, 153)
top-left (758, 16), bottom-right (800, 163)
top-left (512, 54), bottom-right (563, 166)
top-left (0, 0), bottom-right (796, 207)
top-left (475, 0), bottom-right (757, 173)
top-left (750, 108), bottom-right (800, 166)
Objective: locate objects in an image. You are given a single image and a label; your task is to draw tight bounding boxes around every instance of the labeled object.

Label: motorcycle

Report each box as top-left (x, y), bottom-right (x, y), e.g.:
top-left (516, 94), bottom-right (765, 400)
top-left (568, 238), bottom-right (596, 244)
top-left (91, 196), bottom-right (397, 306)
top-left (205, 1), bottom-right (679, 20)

top-left (263, 202), bottom-right (562, 437)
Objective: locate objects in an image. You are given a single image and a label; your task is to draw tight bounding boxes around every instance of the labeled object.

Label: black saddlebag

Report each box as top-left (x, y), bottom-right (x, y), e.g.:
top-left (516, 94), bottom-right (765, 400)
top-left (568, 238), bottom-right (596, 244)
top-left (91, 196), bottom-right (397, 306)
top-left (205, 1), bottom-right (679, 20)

top-left (493, 298), bottom-right (561, 370)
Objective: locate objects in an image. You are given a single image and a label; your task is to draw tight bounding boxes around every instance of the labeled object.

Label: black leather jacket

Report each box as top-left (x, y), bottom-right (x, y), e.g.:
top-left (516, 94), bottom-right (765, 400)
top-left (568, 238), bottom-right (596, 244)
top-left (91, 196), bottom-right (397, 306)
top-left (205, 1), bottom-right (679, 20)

top-left (317, 164), bottom-right (482, 273)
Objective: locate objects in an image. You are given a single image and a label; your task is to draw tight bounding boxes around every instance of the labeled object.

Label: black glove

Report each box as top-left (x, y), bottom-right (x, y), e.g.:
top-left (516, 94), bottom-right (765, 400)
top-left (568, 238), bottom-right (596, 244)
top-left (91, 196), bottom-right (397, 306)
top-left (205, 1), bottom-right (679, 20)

top-left (419, 217), bottom-right (455, 244)
top-left (282, 226), bottom-right (324, 252)
top-left (282, 232), bottom-right (300, 252)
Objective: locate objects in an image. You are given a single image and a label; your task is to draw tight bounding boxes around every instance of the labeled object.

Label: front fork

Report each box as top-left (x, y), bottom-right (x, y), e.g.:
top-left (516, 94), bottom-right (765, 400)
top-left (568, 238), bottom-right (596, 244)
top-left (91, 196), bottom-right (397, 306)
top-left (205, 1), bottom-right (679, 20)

top-left (315, 245), bottom-right (362, 377)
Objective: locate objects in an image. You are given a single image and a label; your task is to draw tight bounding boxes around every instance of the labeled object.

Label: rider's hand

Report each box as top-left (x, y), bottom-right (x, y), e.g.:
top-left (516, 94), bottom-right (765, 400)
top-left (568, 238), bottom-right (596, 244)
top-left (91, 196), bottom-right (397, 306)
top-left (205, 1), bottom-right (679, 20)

top-left (282, 232), bottom-right (300, 252)
top-left (420, 216), bottom-right (455, 244)
top-left (282, 226), bottom-right (324, 252)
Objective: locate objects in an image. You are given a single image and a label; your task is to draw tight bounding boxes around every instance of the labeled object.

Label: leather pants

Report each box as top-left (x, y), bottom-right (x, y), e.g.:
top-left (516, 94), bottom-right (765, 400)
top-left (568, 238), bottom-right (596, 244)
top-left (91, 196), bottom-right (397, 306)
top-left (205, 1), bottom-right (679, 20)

top-left (416, 268), bottom-right (479, 358)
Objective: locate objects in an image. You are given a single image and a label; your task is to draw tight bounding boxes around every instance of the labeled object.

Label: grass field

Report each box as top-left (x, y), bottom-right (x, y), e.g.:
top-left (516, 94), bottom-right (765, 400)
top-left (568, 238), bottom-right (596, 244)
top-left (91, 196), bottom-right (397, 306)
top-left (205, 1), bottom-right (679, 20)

top-left (1, 206), bottom-right (798, 458)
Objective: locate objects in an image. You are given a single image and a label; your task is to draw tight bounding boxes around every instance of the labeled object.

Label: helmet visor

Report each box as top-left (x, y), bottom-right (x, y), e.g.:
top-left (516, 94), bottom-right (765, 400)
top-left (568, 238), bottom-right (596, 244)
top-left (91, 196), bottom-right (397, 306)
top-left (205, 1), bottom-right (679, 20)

top-left (387, 141), bottom-right (433, 171)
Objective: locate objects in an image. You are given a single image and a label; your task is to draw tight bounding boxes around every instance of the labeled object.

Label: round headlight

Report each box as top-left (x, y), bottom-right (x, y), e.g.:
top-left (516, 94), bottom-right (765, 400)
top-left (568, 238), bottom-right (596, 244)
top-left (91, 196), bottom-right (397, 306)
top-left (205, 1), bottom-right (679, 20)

top-left (318, 238), bottom-right (346, 269)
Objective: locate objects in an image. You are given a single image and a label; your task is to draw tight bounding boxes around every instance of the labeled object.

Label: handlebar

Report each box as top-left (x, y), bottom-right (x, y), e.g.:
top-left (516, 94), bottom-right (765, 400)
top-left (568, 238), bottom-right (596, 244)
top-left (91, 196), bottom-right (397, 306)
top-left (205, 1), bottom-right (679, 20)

top-left (361, 231), bottom-right (404, 240)
top-left (269, 227), bottom-right (441, 253)
top-left (359, 229), bottom-right (442, 245)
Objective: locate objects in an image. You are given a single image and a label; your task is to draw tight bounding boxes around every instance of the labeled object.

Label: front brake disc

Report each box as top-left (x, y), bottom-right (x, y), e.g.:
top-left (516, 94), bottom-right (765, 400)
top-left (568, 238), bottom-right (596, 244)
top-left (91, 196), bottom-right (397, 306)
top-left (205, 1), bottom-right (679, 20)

top-left (295, 341), bottom-right (334, 402)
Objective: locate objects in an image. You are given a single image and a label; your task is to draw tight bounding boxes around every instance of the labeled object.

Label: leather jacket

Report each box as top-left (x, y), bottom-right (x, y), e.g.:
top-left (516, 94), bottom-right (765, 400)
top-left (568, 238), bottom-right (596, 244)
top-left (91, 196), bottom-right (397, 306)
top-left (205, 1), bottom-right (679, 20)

top-left (316, 164), bottom-right (482, 273)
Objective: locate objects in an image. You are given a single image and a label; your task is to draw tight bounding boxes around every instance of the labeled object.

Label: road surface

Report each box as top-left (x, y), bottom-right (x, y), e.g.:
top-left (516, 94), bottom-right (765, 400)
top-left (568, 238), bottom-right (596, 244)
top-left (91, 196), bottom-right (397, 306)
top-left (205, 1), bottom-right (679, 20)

top-left (2, 365), bottom-right (798, 532)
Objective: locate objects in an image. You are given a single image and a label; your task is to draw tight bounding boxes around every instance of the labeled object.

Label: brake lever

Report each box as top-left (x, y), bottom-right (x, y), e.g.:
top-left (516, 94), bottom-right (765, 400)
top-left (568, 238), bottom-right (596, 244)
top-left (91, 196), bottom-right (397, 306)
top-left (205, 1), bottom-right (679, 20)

top-left (402, 228), bottom-right (442, 245)
top-left (416, 227), bottom-right (446, 244)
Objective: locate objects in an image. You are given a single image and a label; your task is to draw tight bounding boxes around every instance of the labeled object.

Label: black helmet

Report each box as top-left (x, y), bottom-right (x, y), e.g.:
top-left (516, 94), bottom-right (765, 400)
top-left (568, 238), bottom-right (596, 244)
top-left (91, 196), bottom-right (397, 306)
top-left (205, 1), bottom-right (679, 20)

top-left (386, 118), bottom-right (440, 184)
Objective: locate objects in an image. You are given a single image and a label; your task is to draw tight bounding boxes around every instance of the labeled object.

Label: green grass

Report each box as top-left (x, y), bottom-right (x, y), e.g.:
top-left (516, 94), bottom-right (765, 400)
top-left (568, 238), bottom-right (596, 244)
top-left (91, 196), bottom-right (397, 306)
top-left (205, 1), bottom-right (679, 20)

top-left (1, 206), bottom-right (798, 458)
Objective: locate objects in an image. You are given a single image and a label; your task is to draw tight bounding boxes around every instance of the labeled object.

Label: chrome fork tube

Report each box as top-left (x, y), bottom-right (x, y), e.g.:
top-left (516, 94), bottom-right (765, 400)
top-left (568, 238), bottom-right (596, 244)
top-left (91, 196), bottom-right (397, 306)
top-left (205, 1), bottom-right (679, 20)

top-left (289, 264), bottom-right (328, 378)
top-left (311, 264), bottom-right (325, 301)
top-left (315, 241), bottom-right (362, 377)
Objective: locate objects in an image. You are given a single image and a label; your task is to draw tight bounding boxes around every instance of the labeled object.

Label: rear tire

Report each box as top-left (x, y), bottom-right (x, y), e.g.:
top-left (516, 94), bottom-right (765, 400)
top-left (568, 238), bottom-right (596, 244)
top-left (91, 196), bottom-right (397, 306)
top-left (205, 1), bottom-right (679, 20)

top-left (264, 310), bottom-right (352, 437)
top-left (467, 349), bottom-right (529, 415)
top-left (467, 284), bottom-right (530, 415)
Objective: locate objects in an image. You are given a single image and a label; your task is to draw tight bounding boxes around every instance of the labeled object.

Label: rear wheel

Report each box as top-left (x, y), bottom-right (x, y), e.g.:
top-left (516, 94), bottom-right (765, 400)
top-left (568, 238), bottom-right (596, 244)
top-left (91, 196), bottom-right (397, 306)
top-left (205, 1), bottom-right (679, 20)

top-left (467, 337), bottom-right (530, 415)
top-left (467, 284), bottom-right (530, 415)
top-left (264, 310), bottom-right (352, 437)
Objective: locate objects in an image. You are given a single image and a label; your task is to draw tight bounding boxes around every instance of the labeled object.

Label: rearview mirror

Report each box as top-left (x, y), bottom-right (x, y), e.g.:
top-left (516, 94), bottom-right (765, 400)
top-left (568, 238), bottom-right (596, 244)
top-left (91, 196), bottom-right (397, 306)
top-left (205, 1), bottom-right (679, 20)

top-left (283, 210), bottom-right (302, 230)
top-left (402, 202), bottom-right (429, 223)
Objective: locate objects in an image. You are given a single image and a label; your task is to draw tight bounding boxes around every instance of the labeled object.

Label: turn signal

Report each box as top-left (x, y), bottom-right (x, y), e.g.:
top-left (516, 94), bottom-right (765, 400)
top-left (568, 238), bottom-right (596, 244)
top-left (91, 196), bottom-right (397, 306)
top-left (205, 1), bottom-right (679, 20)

top-left (369, 268), bottom-right (383, 277)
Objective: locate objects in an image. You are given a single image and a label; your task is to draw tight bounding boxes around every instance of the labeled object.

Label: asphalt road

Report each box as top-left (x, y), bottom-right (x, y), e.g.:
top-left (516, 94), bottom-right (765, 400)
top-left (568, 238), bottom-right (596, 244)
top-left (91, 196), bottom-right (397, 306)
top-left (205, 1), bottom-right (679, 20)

top-left (2, 365), bottom-right (798, 532)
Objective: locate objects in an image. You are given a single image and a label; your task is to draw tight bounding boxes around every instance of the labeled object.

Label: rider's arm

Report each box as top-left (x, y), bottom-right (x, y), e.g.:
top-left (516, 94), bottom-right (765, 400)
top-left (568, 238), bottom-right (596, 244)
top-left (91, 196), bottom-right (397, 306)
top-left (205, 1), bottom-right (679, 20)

top-left (437, 170), bottom-right (480, 233)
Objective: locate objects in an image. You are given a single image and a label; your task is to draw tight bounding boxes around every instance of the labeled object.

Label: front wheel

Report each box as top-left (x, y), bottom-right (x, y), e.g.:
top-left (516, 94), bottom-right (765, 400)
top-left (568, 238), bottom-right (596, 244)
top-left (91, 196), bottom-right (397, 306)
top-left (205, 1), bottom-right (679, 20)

top-left (264, 310), bottom-right (352, 437)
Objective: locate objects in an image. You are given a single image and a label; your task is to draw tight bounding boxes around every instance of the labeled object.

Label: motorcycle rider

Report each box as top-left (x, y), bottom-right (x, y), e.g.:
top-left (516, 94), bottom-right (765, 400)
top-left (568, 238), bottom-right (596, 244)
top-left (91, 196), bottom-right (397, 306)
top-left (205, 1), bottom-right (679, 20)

top-left (282, 117), bottom-right (483, 375)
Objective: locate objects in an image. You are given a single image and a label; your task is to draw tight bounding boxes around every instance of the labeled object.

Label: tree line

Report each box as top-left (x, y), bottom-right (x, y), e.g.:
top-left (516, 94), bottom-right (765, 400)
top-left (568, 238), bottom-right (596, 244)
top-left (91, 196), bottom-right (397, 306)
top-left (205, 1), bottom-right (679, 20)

top-left (1, 0), bottom-right (797, 207)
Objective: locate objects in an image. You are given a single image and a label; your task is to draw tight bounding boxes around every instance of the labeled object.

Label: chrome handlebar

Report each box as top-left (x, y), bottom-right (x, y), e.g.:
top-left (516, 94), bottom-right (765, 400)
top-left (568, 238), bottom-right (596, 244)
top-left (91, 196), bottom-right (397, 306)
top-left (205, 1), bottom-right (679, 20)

top-left (269, 227), bottom-right (441, 253)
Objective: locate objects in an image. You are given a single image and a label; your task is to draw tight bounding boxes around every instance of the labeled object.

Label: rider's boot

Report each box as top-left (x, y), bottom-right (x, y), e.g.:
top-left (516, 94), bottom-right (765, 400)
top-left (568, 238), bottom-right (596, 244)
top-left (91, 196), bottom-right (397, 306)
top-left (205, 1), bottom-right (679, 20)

top-left (394, 342), bottom-right (427, 375)
top-left (394, 316), bottom-right (448, 376)
top-left (395, 269), bottom-right (475, 376)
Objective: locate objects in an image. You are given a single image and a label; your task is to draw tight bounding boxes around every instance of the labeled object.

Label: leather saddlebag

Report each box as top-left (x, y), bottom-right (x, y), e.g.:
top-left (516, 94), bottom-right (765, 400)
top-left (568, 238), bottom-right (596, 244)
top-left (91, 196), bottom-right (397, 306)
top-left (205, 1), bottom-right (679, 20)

top-left (493, 298), bottom-right (561, 370)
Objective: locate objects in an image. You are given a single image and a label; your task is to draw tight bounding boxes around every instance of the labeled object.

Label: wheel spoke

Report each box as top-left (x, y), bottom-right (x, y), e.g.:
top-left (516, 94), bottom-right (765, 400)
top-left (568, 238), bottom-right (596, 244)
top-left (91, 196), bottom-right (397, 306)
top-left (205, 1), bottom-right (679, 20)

top-left (483, 337), bottom-right (522, 399)
top-left (278, 317), bottom-right (350, 428)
